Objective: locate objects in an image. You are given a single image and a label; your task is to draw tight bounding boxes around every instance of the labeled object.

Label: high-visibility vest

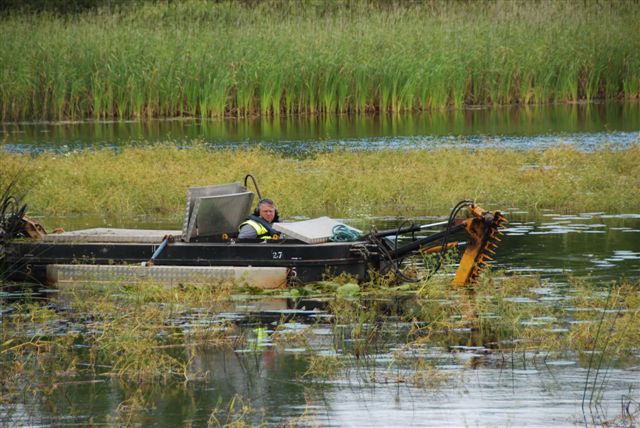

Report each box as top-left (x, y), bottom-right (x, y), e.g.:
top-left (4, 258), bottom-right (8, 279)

top-left (238, 219), bottom-right (271, 238)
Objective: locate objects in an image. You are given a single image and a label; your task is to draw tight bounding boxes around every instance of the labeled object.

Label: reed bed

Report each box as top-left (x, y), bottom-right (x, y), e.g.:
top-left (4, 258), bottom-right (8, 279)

top-left (2, 143), bottom-right (639, 222)
top-left (1, 0), bottom-right (639, 121)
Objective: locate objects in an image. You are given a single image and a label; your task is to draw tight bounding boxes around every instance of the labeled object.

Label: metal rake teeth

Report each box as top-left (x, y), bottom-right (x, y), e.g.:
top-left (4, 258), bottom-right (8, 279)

top-left (479, 254), bottom-right (494, 262)
top-left (453, 208), bottom-right (507, 286)
top-left (494, 214), bottom-right (508, 229)
top-left (471, 212), bottom-right (507, 282)
top-left (469, 265), bottom-right (488, 283)
top-left (486, 241), bottom-right (499, 249)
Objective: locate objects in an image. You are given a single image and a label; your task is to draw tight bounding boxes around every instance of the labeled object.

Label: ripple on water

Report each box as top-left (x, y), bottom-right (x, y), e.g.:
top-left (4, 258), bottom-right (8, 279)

top-left (612, 250), bottom-right (640, 260)
top-left (506, 267), bottom-right (570, 274)
top-left (503, 297), bottom-right (538, 303)
top-left (601, 213), bottom-right (640, 219)
top-left (543, 360), bottom-right (576, 366)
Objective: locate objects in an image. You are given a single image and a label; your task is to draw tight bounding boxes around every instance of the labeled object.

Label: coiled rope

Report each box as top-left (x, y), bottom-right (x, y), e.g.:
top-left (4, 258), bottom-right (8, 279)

top-left (330, 224), bottom-right (361, 242)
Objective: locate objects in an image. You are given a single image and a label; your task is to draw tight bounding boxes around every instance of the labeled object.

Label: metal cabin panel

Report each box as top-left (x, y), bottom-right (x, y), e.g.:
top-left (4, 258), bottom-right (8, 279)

top-left (182, 183), bottom-right (255, 241)
top-left (186, 192), bottom-right (254, 240)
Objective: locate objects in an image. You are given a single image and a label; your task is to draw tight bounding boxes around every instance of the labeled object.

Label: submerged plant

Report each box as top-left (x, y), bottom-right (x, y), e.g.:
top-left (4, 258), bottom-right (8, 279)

top-left (302, 354), bottom-right (345, 381)
top-left (207, 394), bottom-right (261, 428)
top-left (1, 274), bottom-right (640, 425)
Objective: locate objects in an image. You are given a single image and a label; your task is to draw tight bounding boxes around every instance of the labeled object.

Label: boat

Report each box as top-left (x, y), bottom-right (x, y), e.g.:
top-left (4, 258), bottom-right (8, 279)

top-left (1, 175), bottom-right (506, 288)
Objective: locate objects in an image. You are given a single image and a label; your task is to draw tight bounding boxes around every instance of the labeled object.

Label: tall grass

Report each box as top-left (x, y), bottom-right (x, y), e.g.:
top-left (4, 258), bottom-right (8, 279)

top-left (1, 143), bottom-right (639, 220)
top-left (1, 0), bottom-right (639, 121)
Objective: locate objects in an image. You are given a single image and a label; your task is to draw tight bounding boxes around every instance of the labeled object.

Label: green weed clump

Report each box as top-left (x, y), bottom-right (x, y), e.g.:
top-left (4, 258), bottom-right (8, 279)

top-left (1, 0), bottom-right (639, 121)
top-left (0, 282), bottom-right (250, 424)
top-left (2, 144), bottom-right (639, 221)
top-left (408, 275), bottom-right (640, 370)
top-left (1, 275), bottom-right (639, 424)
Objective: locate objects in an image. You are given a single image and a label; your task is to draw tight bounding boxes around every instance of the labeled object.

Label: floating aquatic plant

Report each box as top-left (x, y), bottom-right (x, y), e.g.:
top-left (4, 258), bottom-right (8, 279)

top-left (2, 144), bottom-right (639, 221)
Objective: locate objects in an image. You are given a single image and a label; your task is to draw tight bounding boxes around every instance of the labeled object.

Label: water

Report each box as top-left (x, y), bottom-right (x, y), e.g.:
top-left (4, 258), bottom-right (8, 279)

top-left (3, 212), bottom-right (639, 426)
top-left (2, 103), bottom-right (639, 154)
top-left (2, 105), bottom-right (640, 427)
top-left (492, 211), bottom-right (640, 282)
top-left (3, 302), bottom-right (638, 427)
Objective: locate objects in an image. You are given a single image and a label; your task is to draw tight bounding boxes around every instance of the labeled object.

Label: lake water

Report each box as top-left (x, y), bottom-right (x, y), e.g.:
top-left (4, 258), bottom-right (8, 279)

top-left (3, 287), bottom-right (638, 427)
top-left (2, 104), bottom-right (640, 427)
top-left (1, 103), bottom-right (639, 154)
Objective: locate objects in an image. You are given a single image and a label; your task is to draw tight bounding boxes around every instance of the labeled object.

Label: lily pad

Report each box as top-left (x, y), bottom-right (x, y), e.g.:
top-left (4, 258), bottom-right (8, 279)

top-left (336, 283), bottom-right (360, 297)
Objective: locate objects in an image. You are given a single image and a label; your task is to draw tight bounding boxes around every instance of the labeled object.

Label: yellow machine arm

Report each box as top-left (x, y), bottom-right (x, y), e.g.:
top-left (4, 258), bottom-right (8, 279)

top-left (452, 205), bottom-right (507, 286)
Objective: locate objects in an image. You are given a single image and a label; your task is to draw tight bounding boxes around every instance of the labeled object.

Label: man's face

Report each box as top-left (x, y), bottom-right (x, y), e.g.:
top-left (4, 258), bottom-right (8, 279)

top-left (259, 203), bottom-right (276, 223)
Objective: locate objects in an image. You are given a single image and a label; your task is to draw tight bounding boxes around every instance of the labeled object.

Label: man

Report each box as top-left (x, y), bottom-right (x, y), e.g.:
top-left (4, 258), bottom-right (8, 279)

top-left (238, 198), bottom-right (279, 239)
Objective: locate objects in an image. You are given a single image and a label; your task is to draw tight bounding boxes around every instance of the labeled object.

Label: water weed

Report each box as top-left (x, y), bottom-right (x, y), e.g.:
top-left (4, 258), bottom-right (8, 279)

top-left (302, 354), bottom-right (345, 381)
top-left (207, 394), bottom-right (262, 428)
top-left (409, 276), bottom-right (640, 370)
top-left (2, 144), bottom-right (639, 220)
top-left (2, 275), bottom-right (640, 424)
top-left (1, 1), bottom-right (639, 121)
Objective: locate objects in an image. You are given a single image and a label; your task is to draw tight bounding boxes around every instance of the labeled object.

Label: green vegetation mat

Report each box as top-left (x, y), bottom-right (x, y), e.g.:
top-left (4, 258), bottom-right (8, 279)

top-left (1, 0), bottom-right (639, 121)
top-left (2, 144), bottom-right (639, 218)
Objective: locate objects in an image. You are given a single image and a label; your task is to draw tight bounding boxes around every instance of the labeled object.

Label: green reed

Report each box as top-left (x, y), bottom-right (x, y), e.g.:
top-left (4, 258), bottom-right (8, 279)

top-left (1, 0), bottom-right (639, 121)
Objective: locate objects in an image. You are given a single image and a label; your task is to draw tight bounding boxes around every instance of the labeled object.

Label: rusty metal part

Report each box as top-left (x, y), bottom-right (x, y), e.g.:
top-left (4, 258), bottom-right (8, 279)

top-left (452, 205), bottom-right (507, 286)
top-left (21, 216), bottom-right (48, 240)
top-left (419, 241), bottom-right (460, 254)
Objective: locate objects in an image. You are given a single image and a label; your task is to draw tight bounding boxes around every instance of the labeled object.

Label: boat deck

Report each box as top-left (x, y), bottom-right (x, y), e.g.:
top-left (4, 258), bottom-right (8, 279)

top-left (43, 228), bottom-right (181, 243)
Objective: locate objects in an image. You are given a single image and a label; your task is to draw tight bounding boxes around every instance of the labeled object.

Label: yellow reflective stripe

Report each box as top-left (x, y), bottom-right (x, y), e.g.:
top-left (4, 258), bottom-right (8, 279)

top-left (239, 219), bottom-right (269, 237)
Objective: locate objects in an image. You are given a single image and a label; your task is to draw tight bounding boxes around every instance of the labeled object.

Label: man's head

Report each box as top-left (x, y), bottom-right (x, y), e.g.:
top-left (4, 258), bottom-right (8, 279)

top-left (257, 199), bottom-right (276, 223)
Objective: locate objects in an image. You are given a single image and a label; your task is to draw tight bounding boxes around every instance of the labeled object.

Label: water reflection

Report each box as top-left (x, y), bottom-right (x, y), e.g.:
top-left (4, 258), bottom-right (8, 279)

top-left (497, 211), bottom-right (640, 281)
top-left (2, 103), bottom-right (639, 154)
top-left (311, 367), bottom-right (636, 427)
top-left (4, 301), bottom-right (636, 427)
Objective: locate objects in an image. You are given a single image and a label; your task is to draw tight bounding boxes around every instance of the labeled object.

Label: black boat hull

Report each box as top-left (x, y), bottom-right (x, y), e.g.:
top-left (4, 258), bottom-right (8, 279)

top-left (4, 239), bottom-right (380, 285)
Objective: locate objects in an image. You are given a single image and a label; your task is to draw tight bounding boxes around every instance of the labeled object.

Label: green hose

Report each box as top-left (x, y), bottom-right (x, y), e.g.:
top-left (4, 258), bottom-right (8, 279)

top-left (330, 224), bottom-right (361, 242)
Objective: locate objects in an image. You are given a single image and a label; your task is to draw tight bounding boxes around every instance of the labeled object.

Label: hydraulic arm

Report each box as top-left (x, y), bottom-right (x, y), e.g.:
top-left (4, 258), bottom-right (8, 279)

top-left (373, 202), bottom-right (507, 286)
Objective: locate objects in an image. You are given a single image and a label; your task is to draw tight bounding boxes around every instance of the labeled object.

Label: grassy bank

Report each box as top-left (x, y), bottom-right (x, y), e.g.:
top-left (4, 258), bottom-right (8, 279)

top-left (2, 144), bottom-right (639, 220)
top-left (1, 0), bottom-right (639, 121)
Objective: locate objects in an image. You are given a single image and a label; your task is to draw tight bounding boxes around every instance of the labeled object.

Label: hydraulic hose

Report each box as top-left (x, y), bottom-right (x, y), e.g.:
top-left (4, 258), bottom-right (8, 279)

top-left (243, 174), bottom-right (263, 200)
top-left (425, 199), bottom-right (473, 281)
top-left (378, 200), bottom-right (474, 283)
